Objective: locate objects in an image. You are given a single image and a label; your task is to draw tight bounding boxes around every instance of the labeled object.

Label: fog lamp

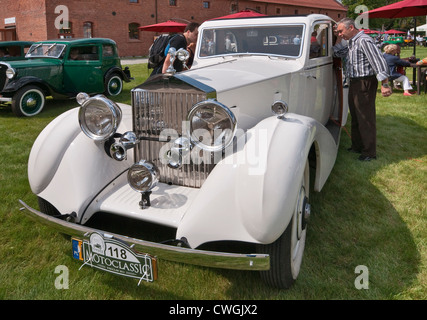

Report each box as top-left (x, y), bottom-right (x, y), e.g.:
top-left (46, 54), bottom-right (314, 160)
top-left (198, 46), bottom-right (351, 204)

top-left (128, 160), bottom-right (160, 193)
top-left (128, 160), bottom-right (160, 208)
top-left (176, 48), bottom-right (190, 70)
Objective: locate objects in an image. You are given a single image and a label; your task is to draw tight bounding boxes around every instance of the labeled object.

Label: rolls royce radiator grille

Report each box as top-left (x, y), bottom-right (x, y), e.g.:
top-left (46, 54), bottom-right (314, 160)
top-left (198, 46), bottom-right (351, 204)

top-left (132, 87), bottom-right (215, 188)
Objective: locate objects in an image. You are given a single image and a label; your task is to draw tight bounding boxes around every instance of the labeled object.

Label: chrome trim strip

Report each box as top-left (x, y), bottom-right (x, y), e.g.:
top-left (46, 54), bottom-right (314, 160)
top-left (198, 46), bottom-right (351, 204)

top-left (18, 200), bottom-right (270, 271)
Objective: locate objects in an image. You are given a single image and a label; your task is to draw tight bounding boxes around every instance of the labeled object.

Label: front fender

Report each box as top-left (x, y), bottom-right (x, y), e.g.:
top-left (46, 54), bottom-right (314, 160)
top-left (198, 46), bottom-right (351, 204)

top-left (105, 66), bottom-right (132, 82)
top-left (177, 114), bottom-right (339, 248)
top-left (28, 103), bottom-right (134, 220)
top-left (3, 76), bottom-right (52, 95)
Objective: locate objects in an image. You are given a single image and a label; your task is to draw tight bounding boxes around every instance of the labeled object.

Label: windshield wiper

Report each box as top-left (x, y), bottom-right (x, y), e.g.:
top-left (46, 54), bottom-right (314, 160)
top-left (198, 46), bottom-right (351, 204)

top-left (45, 43), bottom-right (57, 55)
top-left (28, 43), bottom-right (43, 55)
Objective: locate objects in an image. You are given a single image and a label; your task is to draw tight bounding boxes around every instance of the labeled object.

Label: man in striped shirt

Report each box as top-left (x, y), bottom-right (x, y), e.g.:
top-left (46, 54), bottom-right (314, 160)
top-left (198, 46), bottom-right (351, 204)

top-left (334, 18), bottom-right (392, 161)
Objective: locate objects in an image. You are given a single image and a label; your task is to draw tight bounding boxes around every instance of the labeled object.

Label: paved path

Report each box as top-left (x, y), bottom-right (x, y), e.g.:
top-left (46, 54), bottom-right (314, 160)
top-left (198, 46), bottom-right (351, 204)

top-left (121, 58), bottom-right (148, 65)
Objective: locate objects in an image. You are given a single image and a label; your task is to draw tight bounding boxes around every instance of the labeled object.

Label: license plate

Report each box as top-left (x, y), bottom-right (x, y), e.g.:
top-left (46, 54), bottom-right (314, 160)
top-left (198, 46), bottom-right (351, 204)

top-left (72, 232), bottom-right (157, 284)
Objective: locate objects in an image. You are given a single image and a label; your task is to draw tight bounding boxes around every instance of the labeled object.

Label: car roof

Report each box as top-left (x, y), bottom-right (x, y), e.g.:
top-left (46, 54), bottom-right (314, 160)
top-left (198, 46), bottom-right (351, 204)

top-left (0, 41), bottom-right (35, 46)
top-left (31, 38), bottom-right (117, 46)
top-left (201, 14), bottom-right (334, 28)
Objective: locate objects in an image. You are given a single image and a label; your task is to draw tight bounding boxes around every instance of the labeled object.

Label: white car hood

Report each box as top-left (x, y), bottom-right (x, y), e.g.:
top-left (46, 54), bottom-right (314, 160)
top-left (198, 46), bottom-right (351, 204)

top-left (184, 56), bottom-right (303, 93)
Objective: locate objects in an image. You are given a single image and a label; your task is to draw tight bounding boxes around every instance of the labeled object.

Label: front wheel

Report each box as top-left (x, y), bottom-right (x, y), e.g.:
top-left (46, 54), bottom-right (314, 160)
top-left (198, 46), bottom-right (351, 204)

top-left (105, 74), bottom-right (123, 96)
top-left (257, 160), bottom-right (310, 289)
top-left (11, 85), bottom-right (46, 117)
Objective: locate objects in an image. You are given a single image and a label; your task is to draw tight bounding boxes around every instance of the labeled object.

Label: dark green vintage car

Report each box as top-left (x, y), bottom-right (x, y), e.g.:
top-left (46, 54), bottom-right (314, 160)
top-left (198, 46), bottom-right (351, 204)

top-left (0, 41), bottom-right (34, 61)
top-left (0, 38), bottom-right (131, 116)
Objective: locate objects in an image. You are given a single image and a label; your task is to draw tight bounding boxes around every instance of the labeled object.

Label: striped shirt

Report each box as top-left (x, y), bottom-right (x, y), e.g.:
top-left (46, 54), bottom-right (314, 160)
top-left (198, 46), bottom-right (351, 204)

top-left (334, 31), bottom-right (389, 81)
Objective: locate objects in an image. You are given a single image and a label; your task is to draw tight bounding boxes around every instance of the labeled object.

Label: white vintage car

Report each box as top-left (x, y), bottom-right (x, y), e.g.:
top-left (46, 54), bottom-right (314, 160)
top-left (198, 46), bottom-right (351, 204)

top-left (20, 14), bottom-right (347, 289)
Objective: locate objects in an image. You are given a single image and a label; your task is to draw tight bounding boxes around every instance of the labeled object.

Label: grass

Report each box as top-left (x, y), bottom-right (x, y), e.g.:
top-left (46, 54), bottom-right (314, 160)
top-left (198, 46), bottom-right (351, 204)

top-left (0, 56), bottom-right (425, 301)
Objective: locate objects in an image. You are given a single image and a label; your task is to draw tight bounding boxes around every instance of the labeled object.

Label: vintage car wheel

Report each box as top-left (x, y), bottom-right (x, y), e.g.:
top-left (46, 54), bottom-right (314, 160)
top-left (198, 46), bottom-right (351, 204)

top-left (105, 74), bottom-right (123, 96)
top-left (258, 161), bottom-right (310, 289)
top-left (11, 85), bottom-right (46, 117)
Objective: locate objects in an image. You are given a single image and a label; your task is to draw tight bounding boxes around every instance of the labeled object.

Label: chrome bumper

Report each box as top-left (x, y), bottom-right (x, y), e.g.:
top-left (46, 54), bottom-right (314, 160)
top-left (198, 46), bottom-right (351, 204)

top-left (0, 96), bottom-right (12, 102)
top-left (18, 200), bottom-right (270, 271)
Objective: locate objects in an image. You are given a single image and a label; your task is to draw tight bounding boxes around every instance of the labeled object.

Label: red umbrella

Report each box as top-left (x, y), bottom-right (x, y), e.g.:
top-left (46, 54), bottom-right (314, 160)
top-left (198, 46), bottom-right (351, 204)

top-left (139, 20), bottom-right (187, 33)
top-left (365, 0), bottom-right (427, 18)
top-left (384, 29), bottom-right (406, 34)
top-left (361, 29), bottom-right (381, 34)
top-left (211, 10), bottom-right (266, 20)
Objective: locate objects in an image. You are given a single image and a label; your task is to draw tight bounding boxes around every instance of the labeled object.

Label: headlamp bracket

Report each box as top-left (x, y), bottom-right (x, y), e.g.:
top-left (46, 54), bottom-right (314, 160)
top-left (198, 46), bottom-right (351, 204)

top-left (139, 191), bottom-right (152, 209)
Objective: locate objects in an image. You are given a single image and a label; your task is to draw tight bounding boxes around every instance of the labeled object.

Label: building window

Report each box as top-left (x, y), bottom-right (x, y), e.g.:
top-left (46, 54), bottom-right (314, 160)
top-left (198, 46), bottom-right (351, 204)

top-left (83, 22), bottom-right (93, 38)
top-left (129, 23), bottom-right (140, 40)
top-left (203, 1), bottom-right (210, 8)
top-left (169, 0), bottom-right (177, 6)
top-left (59, 21), bottom-right (73, 38)
top-left (129, 0), bottom-right (138, 2)
top-left (276, 8), bottom-right (281, 14)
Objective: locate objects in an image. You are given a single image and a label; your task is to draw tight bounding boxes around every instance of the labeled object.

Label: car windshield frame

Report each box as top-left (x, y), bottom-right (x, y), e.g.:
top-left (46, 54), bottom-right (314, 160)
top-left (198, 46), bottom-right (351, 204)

top-left (198, 23), bottom-right (306, 59)
top-left (25, 43), bottom-right (66, 58)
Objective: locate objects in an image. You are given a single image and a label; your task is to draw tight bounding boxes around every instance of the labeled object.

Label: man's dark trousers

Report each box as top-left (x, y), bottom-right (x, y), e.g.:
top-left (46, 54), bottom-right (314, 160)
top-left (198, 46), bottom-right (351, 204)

top-left (348, 76), bottom-right (378, 158)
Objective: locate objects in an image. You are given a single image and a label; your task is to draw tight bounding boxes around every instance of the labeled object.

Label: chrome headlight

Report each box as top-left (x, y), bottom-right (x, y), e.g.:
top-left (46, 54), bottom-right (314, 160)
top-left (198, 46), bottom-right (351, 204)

top-left (78, 93), bottom-right (122, 141)
top-left (176, 48), bottom-right (189, 62)
top-left (186, 100), bottom-right (237, 152)
top-left (127, 160), bottom-right (160, 193)
top-left (6, 67), bottom-right (16, 79)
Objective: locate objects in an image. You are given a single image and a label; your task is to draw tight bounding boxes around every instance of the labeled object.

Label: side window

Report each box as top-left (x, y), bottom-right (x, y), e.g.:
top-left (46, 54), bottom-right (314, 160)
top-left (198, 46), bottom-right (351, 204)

top-left (103, 44), bottom-right (115, 57)
top-left (23, 45), bottom-right (31, 54)
top-left (7, 46), bottom-right (20, 56)
top-left (310, 23), bottom-right (329, 59)
top-left (68, 45), bottom-right (99, 61)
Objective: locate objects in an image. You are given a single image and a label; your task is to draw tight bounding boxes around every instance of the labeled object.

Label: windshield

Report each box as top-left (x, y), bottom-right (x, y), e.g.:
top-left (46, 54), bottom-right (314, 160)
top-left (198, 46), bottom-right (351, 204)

top-left (26, 43), bottom-right (66, 58)
top-left (199, 24), bottom-right (305, 59)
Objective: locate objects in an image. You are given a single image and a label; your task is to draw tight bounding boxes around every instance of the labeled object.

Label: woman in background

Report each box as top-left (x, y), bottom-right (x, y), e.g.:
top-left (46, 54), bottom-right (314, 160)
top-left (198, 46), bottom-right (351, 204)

top-left (383, 44), bottom-right (415, 96)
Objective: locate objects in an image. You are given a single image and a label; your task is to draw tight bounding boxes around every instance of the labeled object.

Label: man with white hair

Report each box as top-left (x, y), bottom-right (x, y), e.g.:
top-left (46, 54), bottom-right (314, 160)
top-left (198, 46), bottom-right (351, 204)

top-left (334, 18), bottom-right (391, 161)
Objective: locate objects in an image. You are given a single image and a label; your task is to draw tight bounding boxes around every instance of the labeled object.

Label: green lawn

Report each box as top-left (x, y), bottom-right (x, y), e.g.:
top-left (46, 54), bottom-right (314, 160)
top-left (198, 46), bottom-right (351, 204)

top-left (0, 60), bottom-right (425, 300)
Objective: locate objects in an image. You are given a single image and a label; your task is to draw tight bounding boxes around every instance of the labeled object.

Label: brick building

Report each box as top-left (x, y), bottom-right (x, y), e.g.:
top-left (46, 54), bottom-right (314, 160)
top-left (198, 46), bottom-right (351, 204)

top-left (0, 0), bottom-right (347, 57)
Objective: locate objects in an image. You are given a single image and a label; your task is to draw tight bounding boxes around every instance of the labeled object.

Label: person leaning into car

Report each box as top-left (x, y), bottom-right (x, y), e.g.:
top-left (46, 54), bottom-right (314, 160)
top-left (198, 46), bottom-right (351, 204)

top-left (161, 22), bottom-right (199, 74)
top-left (333, 18), bottom-right (391, 162)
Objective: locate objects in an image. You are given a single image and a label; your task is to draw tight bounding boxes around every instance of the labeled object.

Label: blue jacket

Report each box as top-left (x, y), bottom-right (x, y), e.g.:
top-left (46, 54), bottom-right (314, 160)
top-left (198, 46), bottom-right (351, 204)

top-left (383, 53), bottom-right (411, 80)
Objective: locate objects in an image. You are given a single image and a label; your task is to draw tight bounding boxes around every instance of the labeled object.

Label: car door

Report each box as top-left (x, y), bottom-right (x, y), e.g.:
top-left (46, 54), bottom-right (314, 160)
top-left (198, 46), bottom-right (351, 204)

top-left (299, 21), bottom-right (334, 125)
top-left (63, 44), bottom-right (104, 94)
